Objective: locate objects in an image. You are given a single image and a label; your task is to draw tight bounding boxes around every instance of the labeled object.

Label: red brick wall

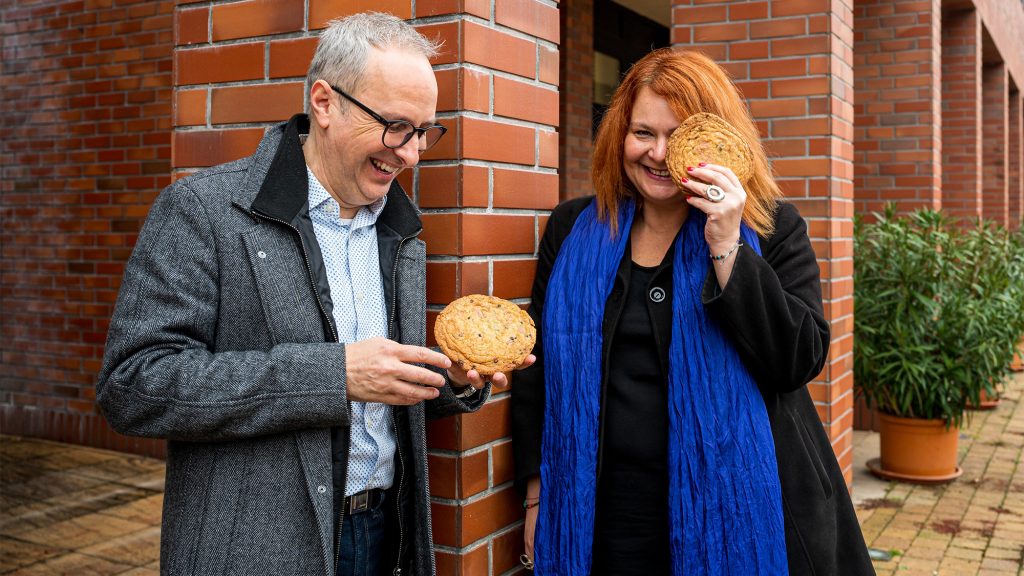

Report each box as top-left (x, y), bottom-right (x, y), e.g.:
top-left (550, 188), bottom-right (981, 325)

top-left (982, 63), bottom-right (1009, 225)
top-left (853, 0), bottom-right (942, 217)
top-left (0, 0), bottom-right (174, 458)
top-left (942, 9), bottom-right (983, 221)
top-left (671, 0), bottom-right (858, 483)
top-left (1011, 91), bottom-right (1023, 229)
top-left (559, 0), bottom-right (594, 201)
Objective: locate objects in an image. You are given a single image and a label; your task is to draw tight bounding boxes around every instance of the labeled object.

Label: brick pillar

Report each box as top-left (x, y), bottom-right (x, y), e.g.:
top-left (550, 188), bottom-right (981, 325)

top-left (853, 0), bottom-right (942, 217)
top-left (172, 2), bottom-right (559, 573)
top-left (0, 0), bottom-right (174, 458)
top-left (982, 63), bottom-right (1009, 225)
top-left (671, 0), bottom-right (857, 483)
top-left (941, 9), bottom-right (983, 221)
top-left (559, 0), bottom-right (594, 201)
top-left (1011, 90), bottom-right (1023, 230)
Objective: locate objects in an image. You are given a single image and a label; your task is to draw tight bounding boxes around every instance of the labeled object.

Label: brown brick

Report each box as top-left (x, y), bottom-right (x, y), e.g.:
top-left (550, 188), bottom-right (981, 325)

top-left (308, 0), bottom-right (410, 29)
top-left (492, 259), bottom-right (537, 299)
top-left (269, 37), bottom-right (317, 79)
top-left (493, 168), bottom-right (558, 209)
top-left (464, 20), bottom-right (537, 79)
top-left (496, 0), bottom-right (559, 44)
top-left (174, 88), bottom-right (206, 126)
top-left (172, 128), bottom-right (264, 168)
top-left (462, 214), bottom-right (535, 256)
top-left (462, 117), bottom-right (536, 165)
top-left (460, 487), bottom-right (521, 544)
top-left (175, 43), bottom-right (264, 85)
top-left (459, 397), bottom-right (511, 449)
top-left (211, 82), bottom-right (304, 124)
top-left (494, 77), bottom-right (558, 126)
top-left (175, 6), bottom-right (208, 46)
top-left (211, 0), bottom-right (304, 42)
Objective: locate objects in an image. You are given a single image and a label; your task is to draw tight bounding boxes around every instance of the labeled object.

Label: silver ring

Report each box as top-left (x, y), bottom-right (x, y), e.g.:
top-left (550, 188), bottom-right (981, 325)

top-left (520, 554), bottom-right (534, 571)
top-left (706, 185), bottom-right (726, 203)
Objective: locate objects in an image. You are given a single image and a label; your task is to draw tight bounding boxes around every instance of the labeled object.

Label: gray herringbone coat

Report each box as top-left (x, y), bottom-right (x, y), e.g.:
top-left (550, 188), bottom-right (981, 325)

top-left (98, 115), bottom-right (485, 575)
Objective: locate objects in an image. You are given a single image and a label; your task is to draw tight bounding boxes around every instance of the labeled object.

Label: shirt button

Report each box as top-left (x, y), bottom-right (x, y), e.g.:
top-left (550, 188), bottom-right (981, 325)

top-left (317, 485), bottom-right (327, 494)
top-left (257, 251), bottom-right (266, 259)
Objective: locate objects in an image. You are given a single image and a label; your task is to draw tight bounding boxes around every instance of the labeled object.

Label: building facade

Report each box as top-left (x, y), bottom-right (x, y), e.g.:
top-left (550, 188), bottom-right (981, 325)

top-left (2, 0), bottom-right (1022, 572)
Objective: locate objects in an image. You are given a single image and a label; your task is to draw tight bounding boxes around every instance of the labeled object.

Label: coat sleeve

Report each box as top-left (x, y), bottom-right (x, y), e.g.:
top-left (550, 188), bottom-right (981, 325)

top-left (511, 197), bottom-right (591, 492)
top-left (702, 202), bottom-right (830, 394)
top-left (96, 180), bottom-right (352, 442)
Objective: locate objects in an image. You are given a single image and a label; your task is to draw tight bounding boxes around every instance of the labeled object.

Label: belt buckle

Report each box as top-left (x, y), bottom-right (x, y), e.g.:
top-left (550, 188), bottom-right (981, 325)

top-left (349, 490), bottom-right (370, 514)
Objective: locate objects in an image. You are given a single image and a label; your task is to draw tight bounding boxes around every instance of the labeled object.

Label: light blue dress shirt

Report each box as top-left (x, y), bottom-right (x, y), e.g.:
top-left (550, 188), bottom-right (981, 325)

top-left (307, 167), bottom-right (394, 495)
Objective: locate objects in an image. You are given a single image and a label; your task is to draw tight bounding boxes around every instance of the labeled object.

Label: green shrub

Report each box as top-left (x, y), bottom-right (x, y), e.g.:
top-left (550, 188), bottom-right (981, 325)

top-left (854, 207), bottom-right (1023, 427)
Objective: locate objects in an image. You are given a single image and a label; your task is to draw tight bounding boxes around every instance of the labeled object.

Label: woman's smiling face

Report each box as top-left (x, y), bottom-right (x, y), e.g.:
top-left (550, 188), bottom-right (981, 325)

top-left (622, 86), bottom-right (685, 208)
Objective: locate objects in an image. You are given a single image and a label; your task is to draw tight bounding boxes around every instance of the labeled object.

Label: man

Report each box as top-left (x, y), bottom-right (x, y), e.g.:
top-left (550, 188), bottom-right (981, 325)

top-left (97, 12), bottom-right (529, 575)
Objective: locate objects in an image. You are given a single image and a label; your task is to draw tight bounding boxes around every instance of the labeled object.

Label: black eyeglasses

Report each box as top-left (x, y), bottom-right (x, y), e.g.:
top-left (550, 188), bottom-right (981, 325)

top-left (330, 84), bottom-right (447, 152)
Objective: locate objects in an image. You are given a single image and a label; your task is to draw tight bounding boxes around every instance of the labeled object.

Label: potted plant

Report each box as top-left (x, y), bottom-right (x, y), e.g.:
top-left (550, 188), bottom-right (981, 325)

top-left (854, 208), bottom-right (1021, 483)
top-left (1008, 228), bottom-right (1024, 373)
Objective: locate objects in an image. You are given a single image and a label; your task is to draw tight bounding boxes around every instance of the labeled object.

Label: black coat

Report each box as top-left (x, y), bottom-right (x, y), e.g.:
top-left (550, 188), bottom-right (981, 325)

top-left (511, 196), bottom-right (874, 576)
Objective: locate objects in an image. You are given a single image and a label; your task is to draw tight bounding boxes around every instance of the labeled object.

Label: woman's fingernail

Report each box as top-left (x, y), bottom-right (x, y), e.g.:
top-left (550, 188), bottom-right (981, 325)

top-left (699, 162), bottom-right (707, 167)
top-left (680, 177), bottom-right (688, 183)
top-left (686, 166), bottom-right (694, 172)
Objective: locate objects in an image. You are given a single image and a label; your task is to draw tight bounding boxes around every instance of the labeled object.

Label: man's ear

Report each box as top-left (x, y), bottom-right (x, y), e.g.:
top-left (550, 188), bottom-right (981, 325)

top-left (309, 80), bottom-right (333, 129)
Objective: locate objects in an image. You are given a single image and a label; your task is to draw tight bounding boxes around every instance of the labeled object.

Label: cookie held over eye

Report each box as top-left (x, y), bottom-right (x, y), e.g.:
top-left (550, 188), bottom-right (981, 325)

top-left (434, 294), bottom-right (537, 377)
top-left (666, 112), bottom-right (754, 187)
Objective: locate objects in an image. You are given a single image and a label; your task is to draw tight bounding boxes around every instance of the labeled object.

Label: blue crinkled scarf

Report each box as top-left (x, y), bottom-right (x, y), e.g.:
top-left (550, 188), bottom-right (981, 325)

top-left (535, 198), bottom-right (787, 575)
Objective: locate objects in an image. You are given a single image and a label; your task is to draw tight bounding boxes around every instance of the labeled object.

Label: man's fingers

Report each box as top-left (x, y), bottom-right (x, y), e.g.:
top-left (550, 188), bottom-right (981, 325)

top-left (393, 343), bottom-right (452, 370)
top-left (393, 363), bottom-right (447, 388)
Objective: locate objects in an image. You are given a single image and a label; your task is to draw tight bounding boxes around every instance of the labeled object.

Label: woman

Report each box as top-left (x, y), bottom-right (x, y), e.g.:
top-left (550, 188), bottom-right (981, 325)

top-left (511, 48), bottom-right (874, 575)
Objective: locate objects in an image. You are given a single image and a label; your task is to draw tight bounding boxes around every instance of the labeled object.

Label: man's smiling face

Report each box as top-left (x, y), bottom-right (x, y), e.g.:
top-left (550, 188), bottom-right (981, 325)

top-left (320, 46), bottom-right (438, 214)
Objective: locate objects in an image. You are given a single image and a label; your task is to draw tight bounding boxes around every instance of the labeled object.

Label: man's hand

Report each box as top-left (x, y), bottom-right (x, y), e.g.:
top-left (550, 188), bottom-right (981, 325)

top-left (345, 337), bottom-right (452, 405)
top-left (446, 354), bottom-right (537, 392)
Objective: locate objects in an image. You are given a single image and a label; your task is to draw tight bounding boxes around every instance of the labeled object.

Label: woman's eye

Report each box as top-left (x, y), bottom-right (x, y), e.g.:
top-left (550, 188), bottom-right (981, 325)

top-left (634, 130), bottom-right (652, 138)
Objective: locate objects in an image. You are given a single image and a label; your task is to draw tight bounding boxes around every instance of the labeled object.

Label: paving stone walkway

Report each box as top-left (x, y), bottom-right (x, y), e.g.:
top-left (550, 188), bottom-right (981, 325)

top-left (855, 370), bottom-right (1024, 575)
top-left (1, 370), bottom-right (1021, 574)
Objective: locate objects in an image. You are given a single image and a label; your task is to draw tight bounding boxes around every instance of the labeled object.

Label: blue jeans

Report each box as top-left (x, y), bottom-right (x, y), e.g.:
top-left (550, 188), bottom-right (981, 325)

top-left (336, 492), bottom-right (388, 576)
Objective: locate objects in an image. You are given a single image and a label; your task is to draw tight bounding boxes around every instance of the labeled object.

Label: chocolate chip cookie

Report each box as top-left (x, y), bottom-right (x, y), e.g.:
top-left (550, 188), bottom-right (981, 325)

top-left (667, 112), bottom-right (754, 186)
top-left (434, 294), bottom-right (536, 377)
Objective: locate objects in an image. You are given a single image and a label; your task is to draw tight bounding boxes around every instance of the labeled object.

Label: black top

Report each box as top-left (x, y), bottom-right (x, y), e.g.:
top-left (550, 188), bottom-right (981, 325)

top-left (511, 196), bottom-right (876, 576)
top-left (592, 259), bottom-right (672, 576)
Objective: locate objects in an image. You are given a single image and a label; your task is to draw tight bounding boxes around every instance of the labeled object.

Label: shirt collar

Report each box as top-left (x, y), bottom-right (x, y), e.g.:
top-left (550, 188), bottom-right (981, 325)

top-left (306, 166), bottom-right (387, 227)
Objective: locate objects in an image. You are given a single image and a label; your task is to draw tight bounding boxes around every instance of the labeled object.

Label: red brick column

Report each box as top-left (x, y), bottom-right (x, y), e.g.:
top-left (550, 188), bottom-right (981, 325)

top-left (941, 9), bottom-right (983, 221)
top-left (982, 63), bottom-right (1009, 225)
top-left (559, 0), bottom-right (595, 201)
top-left (418, 6), bottom-right (559, 573)
top-left (853, 0), bottom-right (942, 217)
top-left (671, 0), bottom-right (857, 483)
top-left (0, 0), bottom-right (174, 457)
top-left (1011, 90), bottom-right (1023, 229)
top-left (172, 3), bottom-right (559, 573)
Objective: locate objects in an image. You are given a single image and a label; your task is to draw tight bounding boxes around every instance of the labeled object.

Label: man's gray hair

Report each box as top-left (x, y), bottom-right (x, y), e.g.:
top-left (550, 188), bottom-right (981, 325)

top-left (307, 12), bottom-right (441, 94)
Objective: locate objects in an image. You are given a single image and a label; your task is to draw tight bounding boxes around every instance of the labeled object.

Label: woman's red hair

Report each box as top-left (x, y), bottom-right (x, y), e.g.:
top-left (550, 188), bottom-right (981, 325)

top-left (592, 48), bottom-right (782, 237)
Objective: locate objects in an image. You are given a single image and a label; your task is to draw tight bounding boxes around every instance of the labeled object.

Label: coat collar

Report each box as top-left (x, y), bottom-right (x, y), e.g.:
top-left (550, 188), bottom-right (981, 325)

top-left (242, 113), bottom-right (422, 239)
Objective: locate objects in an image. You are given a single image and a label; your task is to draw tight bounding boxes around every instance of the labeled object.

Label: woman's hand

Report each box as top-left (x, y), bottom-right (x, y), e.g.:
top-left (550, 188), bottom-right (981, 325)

top-left (678, 162), bottom-right (746, 255)
top-left (678, 163), bottom-right (748, 287)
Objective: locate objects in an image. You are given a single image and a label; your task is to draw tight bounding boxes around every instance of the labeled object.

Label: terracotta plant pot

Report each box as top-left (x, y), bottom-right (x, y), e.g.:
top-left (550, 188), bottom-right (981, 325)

top-left (1011, 338), bottom-right (1024, 372)
top-left (967, 388), bottom-right (1000, 410)
top-left (866, 412), bottom-right (962, 484)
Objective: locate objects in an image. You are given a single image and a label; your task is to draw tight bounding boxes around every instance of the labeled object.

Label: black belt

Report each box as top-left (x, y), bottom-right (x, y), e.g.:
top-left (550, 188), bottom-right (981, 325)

top-left (343, 488), bottom-right (385, 515)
